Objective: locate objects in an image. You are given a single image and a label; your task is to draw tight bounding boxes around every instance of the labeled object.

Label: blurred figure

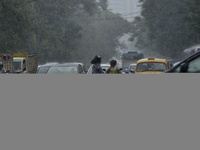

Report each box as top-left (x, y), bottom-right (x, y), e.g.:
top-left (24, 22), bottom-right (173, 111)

top-left (106, 59), bottom-right (121, 74)
top-left (0, 62), bottom-right (6, 74)
top-left (91, 55), bottom-right (103, 74)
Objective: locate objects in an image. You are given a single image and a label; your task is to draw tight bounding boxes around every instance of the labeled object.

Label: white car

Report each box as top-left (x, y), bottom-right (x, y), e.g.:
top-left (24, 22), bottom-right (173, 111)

top-left (37, 62), bottom-right (59, 74)
top-left (128, 64), bottom-right (136, 74)
top-left (87, 64), bottom-right (110, 74)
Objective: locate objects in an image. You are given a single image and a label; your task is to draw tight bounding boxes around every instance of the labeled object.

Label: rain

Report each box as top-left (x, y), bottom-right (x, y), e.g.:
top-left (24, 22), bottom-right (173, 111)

top-left (0, 0), bottom-right (200, 73)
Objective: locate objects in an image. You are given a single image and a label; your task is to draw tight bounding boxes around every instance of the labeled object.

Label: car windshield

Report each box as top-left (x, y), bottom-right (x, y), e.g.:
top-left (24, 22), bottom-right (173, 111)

top-left (38, 66), bottom-right (51, 74)
top-left (47, 66), bottom-right (78, 74)
top-left (136, 62), bottom-right (167, 72)
top-left (130, 66), bottom-right (135, 70)
top-left (13, 61), bottom-right (21, 72)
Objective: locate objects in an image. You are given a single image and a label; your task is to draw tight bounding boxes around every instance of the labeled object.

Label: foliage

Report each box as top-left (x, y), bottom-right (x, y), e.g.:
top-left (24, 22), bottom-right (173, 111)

top-left (0, 0), bottom-right (31, 52)
top-left (0, 0), bottom-right (131, 66)
top-left (129, 0), bottom-right (200, 60)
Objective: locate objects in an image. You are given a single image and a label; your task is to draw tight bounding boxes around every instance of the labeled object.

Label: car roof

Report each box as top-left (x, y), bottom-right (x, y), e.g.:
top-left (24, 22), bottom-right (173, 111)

top-left (52, 63), bottom-right (83, 67)
top-left (39, 63), bottom-right (58, 67)
top-left (172, 51), bottom-right (200, 65)
top-left (45, 62), bottom-right (59, 65)
top-left (183, 51), bottom-right (200, 60)
top-left (137, 58), bottom-right (168, 63)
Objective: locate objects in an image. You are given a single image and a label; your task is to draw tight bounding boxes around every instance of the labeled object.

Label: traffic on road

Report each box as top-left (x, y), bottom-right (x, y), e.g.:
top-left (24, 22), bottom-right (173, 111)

top-left (1, 48), bottom-right (200, 74)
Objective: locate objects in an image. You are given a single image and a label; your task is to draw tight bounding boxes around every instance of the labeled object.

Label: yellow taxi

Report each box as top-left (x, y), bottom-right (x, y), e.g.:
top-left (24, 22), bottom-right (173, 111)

top-left (134, 58), bottom-right (170, 74)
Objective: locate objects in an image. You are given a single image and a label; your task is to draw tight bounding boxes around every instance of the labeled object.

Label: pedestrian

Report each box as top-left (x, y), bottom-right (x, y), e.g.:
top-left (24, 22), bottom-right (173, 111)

top-left (91, 55), bottom-right (103, 74)
top-left (0, 62), bottom-right (6, 74)
top-left (106, 59), bottom-right (121, 74)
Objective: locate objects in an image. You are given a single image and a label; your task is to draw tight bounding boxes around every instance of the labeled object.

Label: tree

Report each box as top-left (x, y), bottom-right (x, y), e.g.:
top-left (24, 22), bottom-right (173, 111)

top-left (129, 0), bottom-right (197, 59)
top-left (0, 0), bottom-right (130, 66)
top-left (98, 0), bottom-right (108, 11)
top-left (187, 0), bottom-right (200, 42)
top-left (72, 6), bottom-right (131, 67)
top-left (0, 0), bottom-right (31, 53)
top-left (29, 0), bottom-right (96, 63)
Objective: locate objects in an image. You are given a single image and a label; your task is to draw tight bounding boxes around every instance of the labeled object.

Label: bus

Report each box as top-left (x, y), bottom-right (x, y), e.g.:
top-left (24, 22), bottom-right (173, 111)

top-left (121, 51), bottom-right (144, 72)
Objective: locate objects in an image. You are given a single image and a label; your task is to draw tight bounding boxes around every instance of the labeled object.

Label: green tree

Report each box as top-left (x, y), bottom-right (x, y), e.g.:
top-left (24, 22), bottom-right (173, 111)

top-left (72, 7), bottom-right (131, 67)
top-left (130, 0), bottom-right (196, 59)
top-left (187, 0), bottom-right (200, 42)
top-left (0, 0), bottom-right (31, 53)
top-left (29, 0), bottom-right (96, 63)
top-left (98, 0), bottom-right (108, 11)
top-left (0, 0), bottom-right (130, 66)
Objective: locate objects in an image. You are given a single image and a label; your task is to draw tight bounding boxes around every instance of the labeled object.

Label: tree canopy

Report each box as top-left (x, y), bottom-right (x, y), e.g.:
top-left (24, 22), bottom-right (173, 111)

top-left (0, 0), bottom-right (131, 67)
top-left (130, 0), bottom-right (200, 60)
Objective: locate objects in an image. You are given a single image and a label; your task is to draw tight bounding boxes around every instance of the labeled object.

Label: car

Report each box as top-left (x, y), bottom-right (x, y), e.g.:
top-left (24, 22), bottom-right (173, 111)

top-left (46, 63), bottom-right (87, 74)
top-left (128, 63), bottom-right (136, 74)
top-left (37, 62), bottom-right (59, 74)
top-left (173, 61), bottom-right (180, 67)
top-left (134, 58), bottom-right (170, 74)
top-left (166, 51), bottom-right (200, 73)
top-left (117, 64), bottom-right (124, 74)
top-left (87, 63), bottom-right (110, 74)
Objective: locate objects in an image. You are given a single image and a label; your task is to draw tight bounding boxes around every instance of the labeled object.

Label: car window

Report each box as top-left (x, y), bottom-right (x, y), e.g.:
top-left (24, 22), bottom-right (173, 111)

top-left (13, 61), bottom-right (21, 72)
top-left (83, 65), bottom-right (87, 73)
top-left (173, 55), bottom-right (200, 73)
top-left (37, 66), bottom-right (50, 73)
top-left (136, 62), bottom-right (167, 72)
top-left (78, 65), bottom-right (84, 73)
top-left (187, 56), bottom-right (200, 73)
top-left (47, 66), bottom-right (78, 74)
top-left (174, 66), bottom-right (181, 73)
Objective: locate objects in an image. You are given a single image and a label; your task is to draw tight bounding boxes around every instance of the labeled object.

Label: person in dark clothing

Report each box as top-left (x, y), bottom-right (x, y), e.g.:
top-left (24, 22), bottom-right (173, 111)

top-left (0, 62), bottom-right (6, 74)
top-left (91, 55), bottom-right (103, 74)
top-left (106, 59), bottom-right (121, 74)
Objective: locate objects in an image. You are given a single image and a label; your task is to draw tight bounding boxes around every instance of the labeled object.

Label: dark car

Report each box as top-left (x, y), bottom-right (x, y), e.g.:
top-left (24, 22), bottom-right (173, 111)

top-left (46, 63), bottom-right (86, 74)
top-left (166, 51), bottom-right (200, 73)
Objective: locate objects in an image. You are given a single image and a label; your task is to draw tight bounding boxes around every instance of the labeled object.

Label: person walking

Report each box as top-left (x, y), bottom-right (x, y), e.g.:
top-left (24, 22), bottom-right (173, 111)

top-left (91, 55), bottom-right (103, 74)
top-left (0, 62), bottom-right (6, 74)
top-left (106, 59), bottom-right (121, 74)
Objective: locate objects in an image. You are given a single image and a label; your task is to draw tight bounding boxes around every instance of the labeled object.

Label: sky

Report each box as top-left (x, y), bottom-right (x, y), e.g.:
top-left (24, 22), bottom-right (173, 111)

top-left (107, 0), bottom-right (141, 22)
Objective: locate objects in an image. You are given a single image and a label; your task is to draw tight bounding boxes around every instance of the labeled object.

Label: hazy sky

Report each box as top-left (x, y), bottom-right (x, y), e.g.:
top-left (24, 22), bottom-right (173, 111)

top-left (107, 0), bottom-right (141, 21)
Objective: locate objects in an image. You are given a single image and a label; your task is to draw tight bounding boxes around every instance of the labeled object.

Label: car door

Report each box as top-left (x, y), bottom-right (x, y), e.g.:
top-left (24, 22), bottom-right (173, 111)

top-left (171, 54), bottom-right (200, 73)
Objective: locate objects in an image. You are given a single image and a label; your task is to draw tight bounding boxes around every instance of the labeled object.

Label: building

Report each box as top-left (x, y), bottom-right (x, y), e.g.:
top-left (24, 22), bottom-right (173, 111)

top-left (107, 0), bottom-right (141, 21)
